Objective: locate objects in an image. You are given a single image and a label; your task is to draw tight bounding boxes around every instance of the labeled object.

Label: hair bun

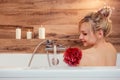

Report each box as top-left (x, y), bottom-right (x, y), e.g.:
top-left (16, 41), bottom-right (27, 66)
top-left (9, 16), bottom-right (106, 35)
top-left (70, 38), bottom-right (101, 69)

top-left (98, 6), bottom-right (112, 18)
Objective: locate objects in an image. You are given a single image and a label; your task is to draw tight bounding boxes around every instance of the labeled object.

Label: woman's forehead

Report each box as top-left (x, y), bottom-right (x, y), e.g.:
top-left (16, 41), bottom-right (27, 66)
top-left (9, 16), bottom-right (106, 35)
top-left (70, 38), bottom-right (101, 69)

top-left (80, 22), bottom-right (92, 31)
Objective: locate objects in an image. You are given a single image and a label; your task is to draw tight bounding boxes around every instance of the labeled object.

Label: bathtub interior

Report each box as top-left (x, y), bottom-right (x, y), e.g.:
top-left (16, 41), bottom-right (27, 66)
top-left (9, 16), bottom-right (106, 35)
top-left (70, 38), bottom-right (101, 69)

top-left (0, 53), bottom-right (119, 67)
top-left (117, 53), bottom-right (120, 66)
top-left (0, 53), bottom-right (67, 67)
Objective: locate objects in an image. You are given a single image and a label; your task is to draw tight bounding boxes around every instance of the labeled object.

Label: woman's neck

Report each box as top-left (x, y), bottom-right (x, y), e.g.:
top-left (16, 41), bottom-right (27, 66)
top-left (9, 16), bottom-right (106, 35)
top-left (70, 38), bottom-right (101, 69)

top-left (93, 38), bottom-right (107, 48)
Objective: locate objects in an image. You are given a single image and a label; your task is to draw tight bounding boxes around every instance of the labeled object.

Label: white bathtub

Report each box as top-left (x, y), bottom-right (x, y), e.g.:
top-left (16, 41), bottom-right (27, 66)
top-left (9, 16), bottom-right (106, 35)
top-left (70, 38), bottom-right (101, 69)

top-left (0, 53), bottom-right (120, 80)
top-left (0, 53), bottom-right (67, 67)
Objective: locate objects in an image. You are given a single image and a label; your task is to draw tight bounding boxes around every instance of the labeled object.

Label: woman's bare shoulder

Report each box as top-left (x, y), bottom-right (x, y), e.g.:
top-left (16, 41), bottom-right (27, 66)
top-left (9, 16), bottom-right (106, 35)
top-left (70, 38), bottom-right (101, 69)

top-left (80, 48), bottom-right (98, 66)
top-left (79, 42), bottom-right (117, 66)
top-left (107, 42), bottom-right (117, 53)
top-left (82, 48), bottom-right (96, 54)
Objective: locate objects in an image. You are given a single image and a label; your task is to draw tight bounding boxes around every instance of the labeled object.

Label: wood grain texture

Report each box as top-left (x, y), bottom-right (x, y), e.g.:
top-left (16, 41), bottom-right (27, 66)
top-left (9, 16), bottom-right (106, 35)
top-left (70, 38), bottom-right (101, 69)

top-left (0, 39), bottom-right (82, 53)
top-left (0, 38), bottom-right (120, 53)
top-left (0, 0), bottom-right (120, 53)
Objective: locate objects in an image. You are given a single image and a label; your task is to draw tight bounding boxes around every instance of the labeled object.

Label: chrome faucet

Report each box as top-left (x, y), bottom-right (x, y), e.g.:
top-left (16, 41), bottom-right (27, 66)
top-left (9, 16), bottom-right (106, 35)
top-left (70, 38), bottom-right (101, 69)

top-left (45, 40), bottom-right (66, 66)
top-left (45, 40), bottom-right (66, 52)
top-left (27, 39), bottom-right (66, 68)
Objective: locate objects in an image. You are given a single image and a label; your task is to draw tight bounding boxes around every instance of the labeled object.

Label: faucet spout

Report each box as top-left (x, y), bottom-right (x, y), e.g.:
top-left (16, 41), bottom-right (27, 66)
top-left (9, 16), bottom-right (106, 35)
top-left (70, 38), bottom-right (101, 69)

top-left (28, 40), bottom-right (47, 67)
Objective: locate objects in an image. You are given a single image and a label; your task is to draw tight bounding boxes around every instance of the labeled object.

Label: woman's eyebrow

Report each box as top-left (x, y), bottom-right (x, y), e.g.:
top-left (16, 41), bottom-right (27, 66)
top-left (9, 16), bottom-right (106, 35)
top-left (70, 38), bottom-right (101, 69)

top-left (81, 31), bottom-right (86, 33)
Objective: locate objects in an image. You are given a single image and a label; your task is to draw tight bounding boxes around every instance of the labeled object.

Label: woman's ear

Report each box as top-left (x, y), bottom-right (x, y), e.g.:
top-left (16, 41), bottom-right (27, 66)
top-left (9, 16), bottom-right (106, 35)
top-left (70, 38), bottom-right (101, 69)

top-left (96, 29), bottom-right (104, 38)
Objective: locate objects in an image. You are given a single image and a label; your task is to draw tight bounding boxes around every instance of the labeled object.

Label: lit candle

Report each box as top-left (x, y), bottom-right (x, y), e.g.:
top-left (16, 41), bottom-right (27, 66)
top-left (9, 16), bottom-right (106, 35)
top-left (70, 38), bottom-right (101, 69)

top-left (38, 25), bottom-right (45, 39)
top-left (27, 30), bottom-right (32, 39)
top-left (16, 27), bottom-right (21, 39)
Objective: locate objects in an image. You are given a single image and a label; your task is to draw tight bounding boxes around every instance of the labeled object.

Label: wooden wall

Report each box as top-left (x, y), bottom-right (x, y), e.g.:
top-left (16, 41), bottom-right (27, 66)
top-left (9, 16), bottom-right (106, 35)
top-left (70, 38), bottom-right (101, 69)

top-left (0, 0), bottom-right (120, 53)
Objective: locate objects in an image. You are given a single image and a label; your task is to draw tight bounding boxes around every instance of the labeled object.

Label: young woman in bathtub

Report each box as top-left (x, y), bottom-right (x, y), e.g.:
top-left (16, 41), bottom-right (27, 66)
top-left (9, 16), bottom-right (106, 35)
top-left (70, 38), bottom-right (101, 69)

top-left (78, 7), bottom-right (117, 66)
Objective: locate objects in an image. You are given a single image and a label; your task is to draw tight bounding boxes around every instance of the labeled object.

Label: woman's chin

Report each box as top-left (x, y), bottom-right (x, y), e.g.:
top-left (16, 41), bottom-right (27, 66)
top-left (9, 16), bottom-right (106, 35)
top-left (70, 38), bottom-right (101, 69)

top-left (83, 43), bottom-right (87, 46)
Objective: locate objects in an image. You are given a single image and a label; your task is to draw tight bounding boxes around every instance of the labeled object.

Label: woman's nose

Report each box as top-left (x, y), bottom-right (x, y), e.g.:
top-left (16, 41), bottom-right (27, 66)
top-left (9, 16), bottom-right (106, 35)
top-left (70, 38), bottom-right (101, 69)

top-left (79, 34), bottom-right (83, 40)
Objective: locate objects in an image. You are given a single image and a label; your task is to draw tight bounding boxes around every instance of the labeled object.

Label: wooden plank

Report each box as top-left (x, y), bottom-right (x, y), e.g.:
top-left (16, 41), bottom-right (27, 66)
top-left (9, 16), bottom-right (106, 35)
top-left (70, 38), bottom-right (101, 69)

top-left (0, 0), bottom-right (120, 25)
top-left (0, 38), bottom-right (119, 53)
top-left (0, 0), bottom-right (119, 53)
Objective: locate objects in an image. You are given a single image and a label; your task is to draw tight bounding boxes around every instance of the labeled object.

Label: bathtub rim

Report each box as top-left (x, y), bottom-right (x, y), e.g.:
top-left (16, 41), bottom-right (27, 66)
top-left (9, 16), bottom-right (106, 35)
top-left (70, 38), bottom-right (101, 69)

top-left (0, 66), bottom-right (120, 78)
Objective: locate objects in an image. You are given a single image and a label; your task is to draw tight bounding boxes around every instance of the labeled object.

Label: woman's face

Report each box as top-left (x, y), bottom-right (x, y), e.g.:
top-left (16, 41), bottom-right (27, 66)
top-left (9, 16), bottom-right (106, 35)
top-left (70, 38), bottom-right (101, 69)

top-left (79, 22), bottom-right (97, 47)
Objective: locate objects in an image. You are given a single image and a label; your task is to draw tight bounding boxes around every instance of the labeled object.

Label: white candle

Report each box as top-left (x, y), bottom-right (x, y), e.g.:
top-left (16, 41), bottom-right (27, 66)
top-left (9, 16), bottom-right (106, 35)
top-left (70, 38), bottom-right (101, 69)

top-left (16, 27), bottom-right (21, 39)
top-left (38, 26), bottom-right (45, 39)
top-left (27, 30), bottom-right (32, 39)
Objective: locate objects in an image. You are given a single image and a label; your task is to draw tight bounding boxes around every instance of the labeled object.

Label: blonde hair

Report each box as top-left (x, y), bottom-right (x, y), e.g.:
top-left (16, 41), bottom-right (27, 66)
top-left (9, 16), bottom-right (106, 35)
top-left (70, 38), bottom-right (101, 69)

top-left (79, 7), bottom-right (112, 37)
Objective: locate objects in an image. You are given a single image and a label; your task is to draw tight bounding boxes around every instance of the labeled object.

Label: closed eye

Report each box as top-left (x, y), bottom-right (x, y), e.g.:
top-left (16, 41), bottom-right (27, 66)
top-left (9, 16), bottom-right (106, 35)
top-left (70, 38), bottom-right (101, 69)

top-left (80, 31), bottom-right (87, 36)
top-left (83, 33), bottom-right (87, 36)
